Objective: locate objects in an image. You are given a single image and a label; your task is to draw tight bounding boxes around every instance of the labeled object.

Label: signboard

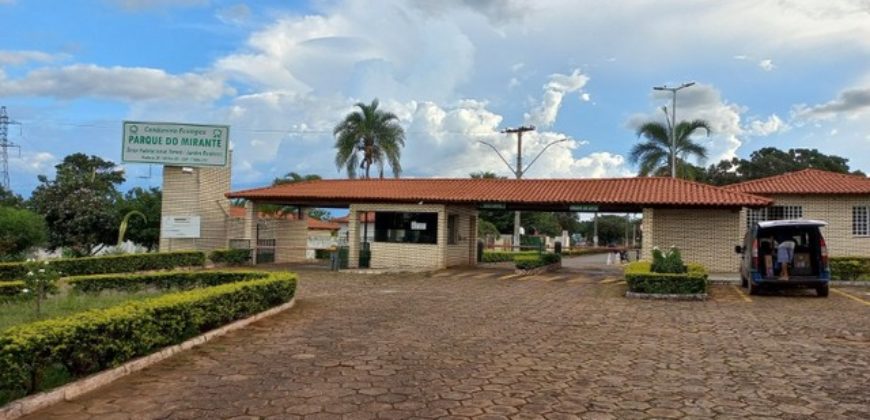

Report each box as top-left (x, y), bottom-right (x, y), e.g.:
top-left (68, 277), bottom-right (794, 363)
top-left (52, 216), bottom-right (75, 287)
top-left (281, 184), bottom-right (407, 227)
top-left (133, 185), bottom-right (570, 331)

top-left (480, 203), bottom-right (506, 210)
top-left (411, 221), bottom-right (427, 230)
top-left (570, 204), bottom-right (599, 212)
top-left (122, 121), bottom-right (229, 167)
top-left (161, 216), bottom-right (201, 239)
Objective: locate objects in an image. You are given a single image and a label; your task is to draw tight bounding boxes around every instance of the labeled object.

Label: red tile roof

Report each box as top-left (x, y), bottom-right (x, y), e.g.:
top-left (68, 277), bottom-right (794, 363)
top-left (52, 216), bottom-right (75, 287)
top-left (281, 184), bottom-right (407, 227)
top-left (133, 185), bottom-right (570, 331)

top-left (228, 206), bottom-right (340, 230)
top-left (227, 177), bottom-right (771, 208)
top-left (725, 169), bottom-right (870, 195)
top-left (332, 212), bottom-right (375, 224)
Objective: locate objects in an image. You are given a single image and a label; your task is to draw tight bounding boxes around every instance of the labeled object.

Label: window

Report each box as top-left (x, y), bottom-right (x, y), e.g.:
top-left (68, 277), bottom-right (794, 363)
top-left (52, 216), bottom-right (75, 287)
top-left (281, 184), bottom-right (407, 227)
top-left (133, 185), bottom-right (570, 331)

top-left (854, 206), bottom-right (870, 236)
top-left (746, 206), bottom-right (803, 229)
top-left (447, 215), bottom-right (458, 245)
top-left (374, 212), bottom-right (438, 244)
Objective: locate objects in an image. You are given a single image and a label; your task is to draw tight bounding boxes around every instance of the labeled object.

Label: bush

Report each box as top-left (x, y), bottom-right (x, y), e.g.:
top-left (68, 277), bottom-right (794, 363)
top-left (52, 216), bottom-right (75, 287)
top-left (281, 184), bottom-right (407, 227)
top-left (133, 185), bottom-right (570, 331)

top-left (650, 246), bottom-right (686, 274)
top-left (208, 249), bottom-right (252, 266)
top-left (0, 251), bottom-right (205, 281)
top-left (0, 272), bottom-right (296, 402)
top-left (314, 249), bottom-right (332, 260)
top-left (481, 251), bottom-right (538, 263)
top-left (830, 257), bottom-right (870, 281)
top-left (68, 271), bottom-right (268, 294)
top-left (0, 207), bottom-right (47, 260)
top-left (624, 261), bottom-right (708, 294)
top-left (0, 281), bottom-right (24, 297)
top-left (514, 252), bottom-right (561, 270)
top-left (561, 247), bottom-right (616, 256)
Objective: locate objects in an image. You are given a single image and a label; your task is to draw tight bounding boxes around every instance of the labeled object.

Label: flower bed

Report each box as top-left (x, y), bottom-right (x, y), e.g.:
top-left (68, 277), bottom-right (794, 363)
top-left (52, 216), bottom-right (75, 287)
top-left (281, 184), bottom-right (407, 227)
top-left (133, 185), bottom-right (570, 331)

top-left (0, 252), bottom-right (206, 281)
top-left (624, 261), bottom-right (709, 295)
top-left (0, 272), bottom-right (296, 404)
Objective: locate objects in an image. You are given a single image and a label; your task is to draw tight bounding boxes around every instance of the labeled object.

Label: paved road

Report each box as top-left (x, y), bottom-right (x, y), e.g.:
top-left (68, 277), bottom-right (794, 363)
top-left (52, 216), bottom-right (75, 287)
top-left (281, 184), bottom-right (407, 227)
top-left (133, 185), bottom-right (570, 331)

top-left (25, 267), bottom-right (870, 419)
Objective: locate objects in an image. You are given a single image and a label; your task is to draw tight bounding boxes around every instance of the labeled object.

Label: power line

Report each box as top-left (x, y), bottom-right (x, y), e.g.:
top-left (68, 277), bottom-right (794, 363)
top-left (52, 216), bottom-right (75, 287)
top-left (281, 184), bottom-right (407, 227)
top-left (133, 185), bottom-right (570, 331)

top-left (0, 106), bottom-right (22, 191)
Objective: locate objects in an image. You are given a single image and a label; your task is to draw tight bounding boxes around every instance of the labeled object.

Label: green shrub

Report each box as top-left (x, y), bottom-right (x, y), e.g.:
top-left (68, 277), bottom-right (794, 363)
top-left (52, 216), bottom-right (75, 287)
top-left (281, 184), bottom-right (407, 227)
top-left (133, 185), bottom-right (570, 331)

top-left (624, 261), bottom-right (708, 294)
top-left (0, 281), bottom-right (24, 297)
top-left (208, 249), bottom-right (252, 266)
top-left (314, 249), bottom-right (332, 260)
top-left (0, 252), bottom-right (205, 281)
top-left (514, 252), bottom-right (561, 270)
top-left (481, 251), bottom-right (538, 263)
top-left (650, 246), bottom-right (686, 274)
top-left (0, 273), bottom-right (296, 402)
top-left (68, 271), bottom-right (268, 294)
top-left (561, 248), bottom-right (615, 256)
top-left (830, 257), bottom-right (870, 281)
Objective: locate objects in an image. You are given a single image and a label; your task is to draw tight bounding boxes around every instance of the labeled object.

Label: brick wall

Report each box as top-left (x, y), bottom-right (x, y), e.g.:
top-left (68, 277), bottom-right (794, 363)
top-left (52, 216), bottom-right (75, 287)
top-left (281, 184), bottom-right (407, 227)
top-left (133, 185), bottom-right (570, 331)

top-left (349, 203), bottom-right (445, 269)
top-left (159, 162), bottom-right (231, 253)
top-left (274, 219), bottom-right (307, 263)
top-left (642, 208), bottom-right (742, 273)
top-left (739, 195), bottom-right (870, 258)
top-left (444, 205), bottom-right (478, 267)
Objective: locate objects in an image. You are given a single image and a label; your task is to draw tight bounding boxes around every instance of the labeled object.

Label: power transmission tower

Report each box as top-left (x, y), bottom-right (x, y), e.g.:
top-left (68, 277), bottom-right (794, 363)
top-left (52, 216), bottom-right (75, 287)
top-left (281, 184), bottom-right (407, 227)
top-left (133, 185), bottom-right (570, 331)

top-left (0, 106), bottom-right (22, 191)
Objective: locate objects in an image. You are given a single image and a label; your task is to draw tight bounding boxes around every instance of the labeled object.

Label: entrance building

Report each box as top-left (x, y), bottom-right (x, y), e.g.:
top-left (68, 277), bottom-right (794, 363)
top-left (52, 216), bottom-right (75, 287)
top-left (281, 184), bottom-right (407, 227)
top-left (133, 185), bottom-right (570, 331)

top-left (227, 177), bottom-right (771, 272)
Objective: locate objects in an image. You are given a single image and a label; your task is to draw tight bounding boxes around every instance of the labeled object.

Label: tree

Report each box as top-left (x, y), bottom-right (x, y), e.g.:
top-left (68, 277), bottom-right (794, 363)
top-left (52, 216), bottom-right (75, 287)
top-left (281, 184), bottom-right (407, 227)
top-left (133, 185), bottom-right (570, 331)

top-left (0, 186), bottom-right (25, 208)
top-left (334, 99), bottom-right (406, 179)
top-left (701, 147), bottom-right (865, 185)
top-left (0, 207), bottom-right (47, 260)
top-left (576, 215), bottom-right (639, 246)
top-left (30, 153), bottom-right (124, 256)
top-left (629, 119), bottom-right (711, 179)
top-left (116, 187), bottom-right (162, 250)
top-left (273, 172), bottom-right (321, 185)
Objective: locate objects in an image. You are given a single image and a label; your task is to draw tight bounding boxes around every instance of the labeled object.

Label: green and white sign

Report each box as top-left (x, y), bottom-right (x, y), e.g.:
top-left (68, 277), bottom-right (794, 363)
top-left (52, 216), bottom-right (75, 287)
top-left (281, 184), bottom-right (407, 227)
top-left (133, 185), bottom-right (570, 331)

top-left (569, 204), bottom-right (599, 212)
top-left (122, 121), bottom-right (229, 167)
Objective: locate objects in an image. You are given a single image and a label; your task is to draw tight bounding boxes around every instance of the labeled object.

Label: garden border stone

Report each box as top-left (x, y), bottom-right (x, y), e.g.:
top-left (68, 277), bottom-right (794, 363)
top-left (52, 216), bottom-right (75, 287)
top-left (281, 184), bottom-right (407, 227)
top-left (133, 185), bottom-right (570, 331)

top-left (0, 297), bottom-right (297, 420)
top-left (625, 291), bottom-right (708, 301)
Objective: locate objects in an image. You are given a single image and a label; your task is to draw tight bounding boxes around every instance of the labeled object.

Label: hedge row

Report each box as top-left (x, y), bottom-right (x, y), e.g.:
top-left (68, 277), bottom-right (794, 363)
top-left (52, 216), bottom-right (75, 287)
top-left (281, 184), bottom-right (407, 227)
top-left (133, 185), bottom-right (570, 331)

top-left (481, 251), bottom-right (539, 263)
top-left (0, 281), bottom-right (24, 297)
top-left (0, 272), bottom-right (297, 403)
top-left (561, 247), bottom-right (623, 256)
top-left (208, 249), bottom-right (252, 266)
top-left (0, 252), bottom-right (206, 281)
top-left (624, 261), bottom-right (709, 294)
top-left (68, 271), bottom-right (268, 294)
top-left (830, 257), bottom-right (870, 281)
top-left (514, 252), bottom-right (562, 270)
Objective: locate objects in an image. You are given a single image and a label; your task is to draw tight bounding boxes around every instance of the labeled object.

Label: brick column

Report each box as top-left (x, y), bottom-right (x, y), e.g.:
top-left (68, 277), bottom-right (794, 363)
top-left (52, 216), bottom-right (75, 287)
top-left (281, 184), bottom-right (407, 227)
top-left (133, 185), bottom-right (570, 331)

top-left (348, 205), bottom-right (360, 268)
top-left (245, 201), bottom-right (258, 264)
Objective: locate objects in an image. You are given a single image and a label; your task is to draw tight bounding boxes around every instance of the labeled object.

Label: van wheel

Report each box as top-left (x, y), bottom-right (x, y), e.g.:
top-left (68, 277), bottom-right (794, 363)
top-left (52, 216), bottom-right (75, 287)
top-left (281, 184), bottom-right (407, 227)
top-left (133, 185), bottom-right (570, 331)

top-left (748, 280), bottom-right (759, 295)
top-left (816, 284), bottom-right (829, 297)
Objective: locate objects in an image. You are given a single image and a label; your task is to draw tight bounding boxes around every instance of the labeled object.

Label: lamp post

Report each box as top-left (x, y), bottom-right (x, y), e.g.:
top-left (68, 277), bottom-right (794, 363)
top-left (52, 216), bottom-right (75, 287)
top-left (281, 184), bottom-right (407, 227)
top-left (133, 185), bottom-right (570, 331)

top-left (478, 128), bottom-right (569, 251)
top-left (652, 82), bottom-right (695, 178)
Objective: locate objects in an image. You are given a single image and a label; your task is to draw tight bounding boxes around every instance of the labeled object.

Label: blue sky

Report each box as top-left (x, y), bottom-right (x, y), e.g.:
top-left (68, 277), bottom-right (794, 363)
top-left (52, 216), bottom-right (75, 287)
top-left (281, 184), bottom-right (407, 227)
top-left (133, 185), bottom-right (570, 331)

top-left (1, 0), bottom-right (869, 196)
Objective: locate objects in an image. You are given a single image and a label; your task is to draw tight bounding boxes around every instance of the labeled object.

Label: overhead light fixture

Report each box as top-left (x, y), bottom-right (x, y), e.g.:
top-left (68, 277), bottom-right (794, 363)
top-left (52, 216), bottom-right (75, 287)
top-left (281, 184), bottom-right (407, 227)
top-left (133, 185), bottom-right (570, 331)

top-left (181, 167), bottom-right (195, 174)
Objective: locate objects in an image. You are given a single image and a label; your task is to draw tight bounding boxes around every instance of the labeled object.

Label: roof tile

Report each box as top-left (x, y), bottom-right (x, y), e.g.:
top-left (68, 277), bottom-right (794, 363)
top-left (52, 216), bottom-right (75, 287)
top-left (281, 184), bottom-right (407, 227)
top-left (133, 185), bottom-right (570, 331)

top-left (725, 169), bottom-right (870, 195)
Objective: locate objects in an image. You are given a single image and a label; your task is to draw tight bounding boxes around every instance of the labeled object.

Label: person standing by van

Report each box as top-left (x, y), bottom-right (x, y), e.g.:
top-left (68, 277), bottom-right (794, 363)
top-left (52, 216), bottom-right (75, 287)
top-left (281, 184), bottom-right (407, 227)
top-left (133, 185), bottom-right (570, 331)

top-left (776, 236), bottom-right (796, 280)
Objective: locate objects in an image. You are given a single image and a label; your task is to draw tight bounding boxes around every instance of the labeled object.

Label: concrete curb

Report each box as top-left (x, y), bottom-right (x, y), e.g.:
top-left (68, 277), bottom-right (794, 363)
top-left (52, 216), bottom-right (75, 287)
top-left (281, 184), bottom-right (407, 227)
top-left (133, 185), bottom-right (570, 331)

top-left (625, 291), bottom-right (708, 301)
top-left (831, 280), bottom-right (870, 287)
top-left (0, 297), bottom-right (297, 420)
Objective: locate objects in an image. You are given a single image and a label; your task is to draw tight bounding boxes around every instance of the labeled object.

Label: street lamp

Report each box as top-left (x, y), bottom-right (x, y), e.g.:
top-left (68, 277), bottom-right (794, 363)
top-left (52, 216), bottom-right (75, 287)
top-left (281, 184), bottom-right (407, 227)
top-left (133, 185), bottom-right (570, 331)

top-left (478, 131), bottom-right (570, 251)
top-left (653, 81), bottom-right (695, 178)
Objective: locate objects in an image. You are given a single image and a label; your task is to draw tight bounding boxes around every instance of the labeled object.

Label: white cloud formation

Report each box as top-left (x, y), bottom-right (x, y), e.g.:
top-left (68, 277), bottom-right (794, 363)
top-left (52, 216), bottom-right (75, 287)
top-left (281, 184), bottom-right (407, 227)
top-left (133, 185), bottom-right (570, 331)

top-left (9, 151), bottom-right (56, 176)
top-left (524, 69), bottom-right (589, 128)
top-left (758, 59), bottom-right (776, 71)
top-left (793, 86), bottom-right (870, 120)
top-left (0, 64), bottom-right (233, 101)
top-left (0, 50), bottom-right (66, 66)
top-left (748, 114), bottom-right (787, 136)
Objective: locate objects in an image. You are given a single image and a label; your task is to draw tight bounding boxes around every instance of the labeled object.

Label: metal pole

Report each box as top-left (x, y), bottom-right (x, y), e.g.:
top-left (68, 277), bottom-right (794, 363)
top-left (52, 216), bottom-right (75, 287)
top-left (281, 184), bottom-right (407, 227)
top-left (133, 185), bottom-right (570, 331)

top-left (671, 92), bottom-right (677, 178)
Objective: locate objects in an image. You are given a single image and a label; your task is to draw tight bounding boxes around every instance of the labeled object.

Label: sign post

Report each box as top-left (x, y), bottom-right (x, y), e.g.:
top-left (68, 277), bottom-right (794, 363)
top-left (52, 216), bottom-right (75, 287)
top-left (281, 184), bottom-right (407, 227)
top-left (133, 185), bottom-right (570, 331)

top-left (122, 121), bottom-right (229, 167)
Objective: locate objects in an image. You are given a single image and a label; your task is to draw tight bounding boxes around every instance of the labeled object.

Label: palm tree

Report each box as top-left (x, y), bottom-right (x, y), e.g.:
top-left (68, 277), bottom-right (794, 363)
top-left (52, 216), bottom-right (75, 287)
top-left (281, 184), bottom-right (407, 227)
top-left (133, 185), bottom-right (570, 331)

top-left (334, 99), bottom-right (406, 179)
top-left (629, 119), bottom-right (711, 179)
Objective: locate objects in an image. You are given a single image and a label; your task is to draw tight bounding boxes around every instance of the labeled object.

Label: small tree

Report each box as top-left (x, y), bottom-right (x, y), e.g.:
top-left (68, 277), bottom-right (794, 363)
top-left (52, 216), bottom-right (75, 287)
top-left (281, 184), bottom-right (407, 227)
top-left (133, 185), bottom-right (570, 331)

top-left (651, 246), bottom-right (686, 273)
top-left (0, 207), bottom-right (47, 261)
top-left (21, 260), bottom-right (60, 317)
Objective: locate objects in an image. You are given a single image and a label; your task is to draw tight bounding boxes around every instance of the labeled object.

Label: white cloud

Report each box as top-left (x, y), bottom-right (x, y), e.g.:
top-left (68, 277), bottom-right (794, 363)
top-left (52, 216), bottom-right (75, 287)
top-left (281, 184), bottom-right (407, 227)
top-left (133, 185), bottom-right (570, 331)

top-left (793, 86), bottom-right (870, 120)
top-left (758, 59), bottom-right (776, 71)
top-left (580, 93), bottom-right (591, 102)
top-left (748, 114), bottom-right (787, 136)
top-left (0, 50), bottom-right (66, 66)
top-left (524, 69), bottom-right (589, 128)
top-left (9, 151), bottom-right (56, 175)
top-left (0, 64), bottom-right (233, 102)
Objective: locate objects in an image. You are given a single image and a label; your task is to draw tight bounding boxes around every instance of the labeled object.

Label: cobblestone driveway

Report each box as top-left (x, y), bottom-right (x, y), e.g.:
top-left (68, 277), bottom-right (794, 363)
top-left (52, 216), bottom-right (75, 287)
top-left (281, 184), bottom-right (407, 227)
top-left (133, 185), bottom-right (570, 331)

top-left (26, 267), bottom-right (870, 419)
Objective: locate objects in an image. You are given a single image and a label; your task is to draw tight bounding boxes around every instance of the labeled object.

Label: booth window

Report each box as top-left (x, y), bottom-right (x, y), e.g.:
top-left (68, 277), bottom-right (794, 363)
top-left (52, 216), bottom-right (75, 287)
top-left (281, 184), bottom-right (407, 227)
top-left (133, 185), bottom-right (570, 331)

top-left (374, 212), bottom-right (438, 244)
top-left (746, 205), bottom-right (803, 229)
top-left (447, 215), bottom-right (458, 244)
top-left (854, 206), bottom-right (869, 236)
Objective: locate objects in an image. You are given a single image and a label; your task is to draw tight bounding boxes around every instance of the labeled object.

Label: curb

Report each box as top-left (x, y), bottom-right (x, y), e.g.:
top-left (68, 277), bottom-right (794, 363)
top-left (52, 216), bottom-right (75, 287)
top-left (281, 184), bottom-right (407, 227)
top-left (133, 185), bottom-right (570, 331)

top-left (0, 297), bottom-right (297, 420)
top-left (625, 291), bottom-right (708, 301)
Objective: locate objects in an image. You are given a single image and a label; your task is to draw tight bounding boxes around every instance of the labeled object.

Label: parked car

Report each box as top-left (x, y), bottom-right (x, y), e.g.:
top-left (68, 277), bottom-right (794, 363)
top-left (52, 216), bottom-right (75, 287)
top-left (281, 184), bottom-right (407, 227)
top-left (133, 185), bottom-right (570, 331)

top-left (735, 219), bottom-right (830, 296)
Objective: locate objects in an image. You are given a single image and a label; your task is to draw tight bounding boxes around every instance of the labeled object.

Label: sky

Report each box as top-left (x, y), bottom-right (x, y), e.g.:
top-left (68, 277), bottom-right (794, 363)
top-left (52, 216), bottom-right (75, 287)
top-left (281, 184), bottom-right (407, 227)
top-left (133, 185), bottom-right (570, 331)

top-left (1, 0), bottom-right (869, 196)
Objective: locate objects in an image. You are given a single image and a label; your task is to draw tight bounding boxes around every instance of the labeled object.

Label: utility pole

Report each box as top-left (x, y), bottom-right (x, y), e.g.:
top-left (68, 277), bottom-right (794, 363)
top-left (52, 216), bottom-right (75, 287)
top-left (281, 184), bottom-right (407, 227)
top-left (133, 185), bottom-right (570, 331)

top-left (0, 106), bottom-right (22, 191)
top-left (478, 126), bottom-right (569, 252)
top-left (652, 82), bottom-right (694, 178)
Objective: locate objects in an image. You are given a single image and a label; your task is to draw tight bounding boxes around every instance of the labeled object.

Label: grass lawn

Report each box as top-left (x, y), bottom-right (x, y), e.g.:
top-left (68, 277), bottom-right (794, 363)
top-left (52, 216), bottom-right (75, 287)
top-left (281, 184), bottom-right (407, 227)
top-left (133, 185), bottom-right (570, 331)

top-left (0, 289), bottom-right (167, 332)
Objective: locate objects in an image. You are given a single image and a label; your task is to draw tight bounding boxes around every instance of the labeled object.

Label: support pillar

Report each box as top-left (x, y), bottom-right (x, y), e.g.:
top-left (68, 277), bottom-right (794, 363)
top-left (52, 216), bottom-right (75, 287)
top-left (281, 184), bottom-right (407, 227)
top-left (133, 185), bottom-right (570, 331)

top-left (245, 201), bottom-right (258, 264)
